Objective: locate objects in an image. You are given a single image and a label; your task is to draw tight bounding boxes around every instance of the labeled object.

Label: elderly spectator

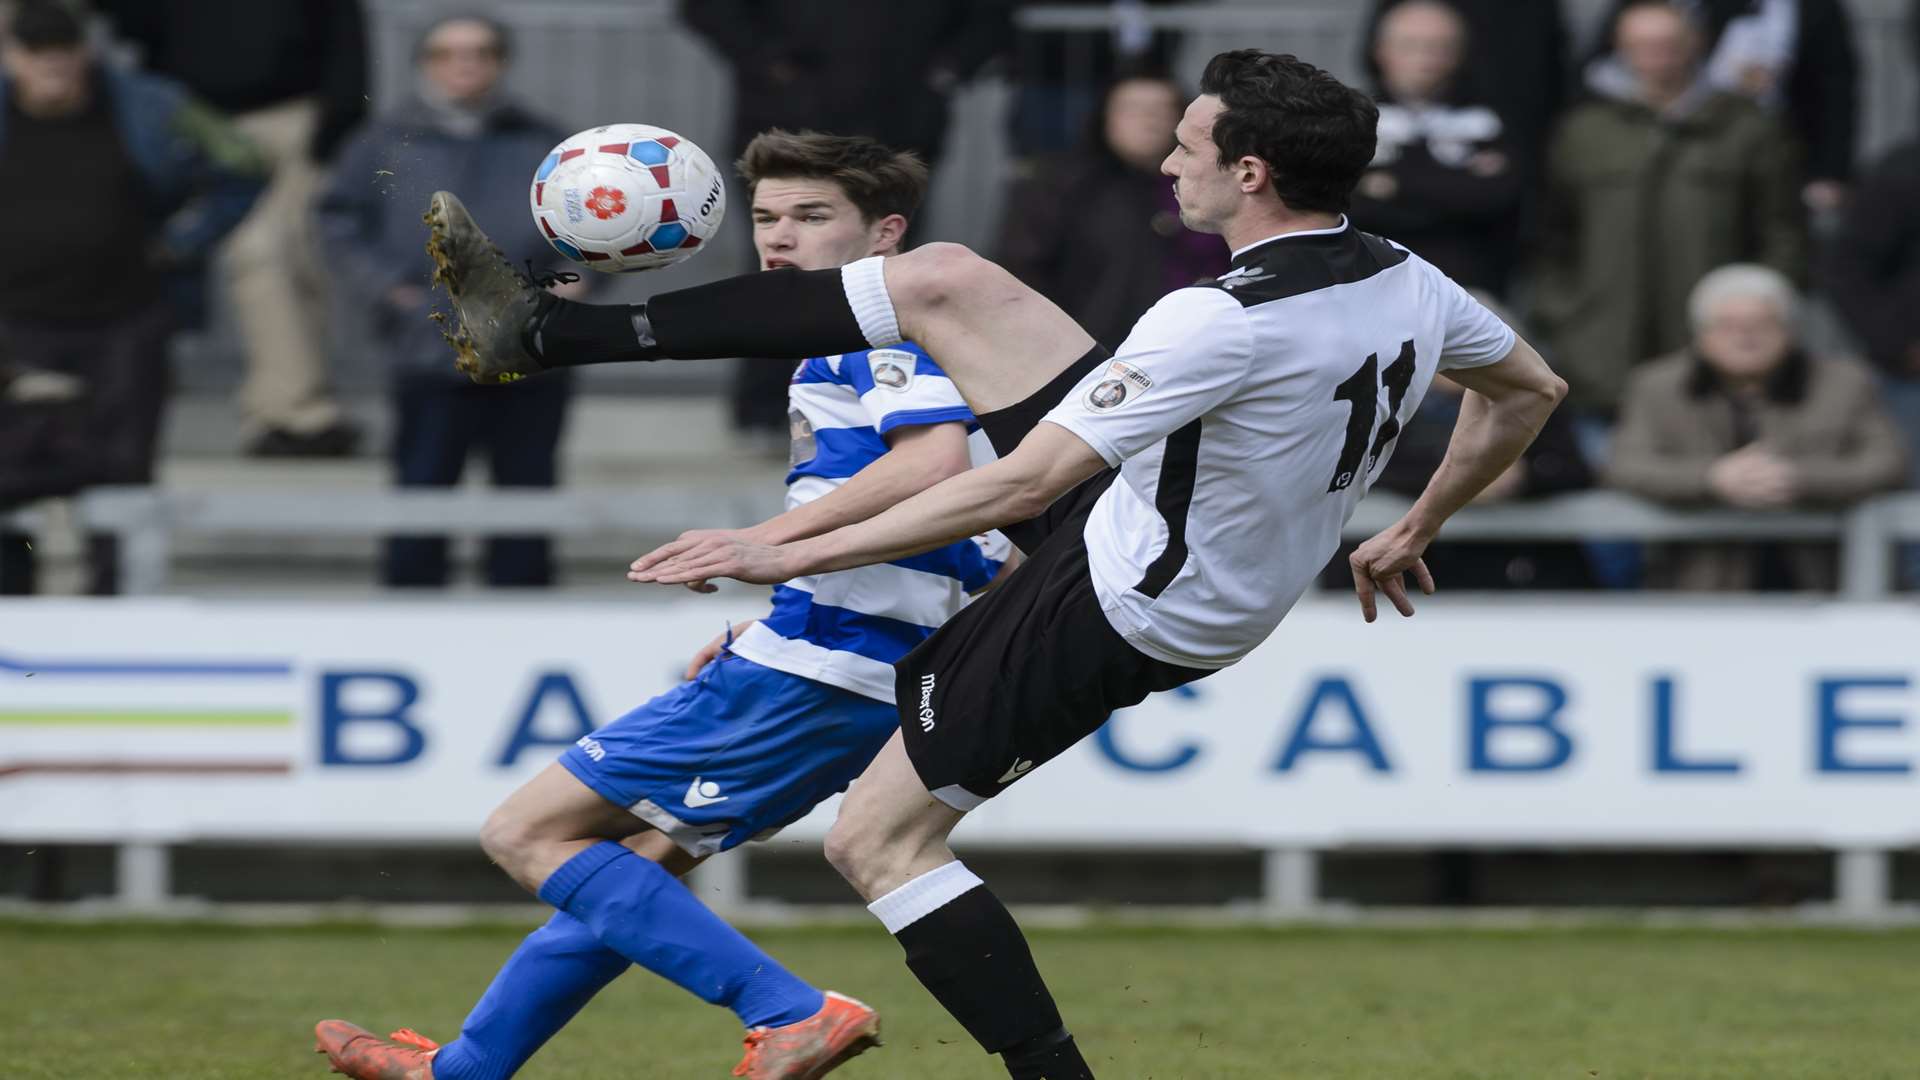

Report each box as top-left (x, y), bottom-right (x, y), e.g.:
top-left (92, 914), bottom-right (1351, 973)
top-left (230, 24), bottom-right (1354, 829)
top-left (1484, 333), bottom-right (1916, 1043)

top-left (0, 0), bottom-right (263, 595)
top-left (1361, 0), bottom-right (1570, 179)
top-left (1609, 265), bottom-right (1906, 591)
top-left (103, 0), bottom-right (369, 457)
top-left (1533, 0), bottom-right (1803, 421)
top-left (1586, 0), bottom-right (1858, 211)
top-left (996, 73), bottom-right (1227, 350)
top-left (319, 14), bottom-right (579, 589)
top-left (1351, 0), bottom-right (1524, 296)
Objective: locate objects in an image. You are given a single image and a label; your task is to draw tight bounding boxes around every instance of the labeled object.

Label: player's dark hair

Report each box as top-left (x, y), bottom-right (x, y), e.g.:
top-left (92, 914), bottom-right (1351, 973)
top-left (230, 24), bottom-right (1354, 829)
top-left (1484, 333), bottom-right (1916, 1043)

top-left (736, 130), bottom-right (929, 225)
top-left (7, 0), bottom-right (86, 49)
top-left (1197, 49), bottom-right (1379, 214)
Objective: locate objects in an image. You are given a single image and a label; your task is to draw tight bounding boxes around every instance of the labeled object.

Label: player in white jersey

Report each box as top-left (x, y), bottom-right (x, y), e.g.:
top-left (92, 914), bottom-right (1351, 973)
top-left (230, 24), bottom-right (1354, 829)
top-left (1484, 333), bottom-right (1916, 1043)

top-left (428, 49), bottom-right (1565, 1080)
top-left (317, 132), bottom-right (1011, 1080)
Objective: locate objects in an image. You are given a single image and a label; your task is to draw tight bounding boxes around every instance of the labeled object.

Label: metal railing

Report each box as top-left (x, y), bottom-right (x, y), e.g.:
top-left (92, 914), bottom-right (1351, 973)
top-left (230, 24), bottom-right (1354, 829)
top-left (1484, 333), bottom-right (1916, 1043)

top-left (4, 487), bottom-right (1917, 598)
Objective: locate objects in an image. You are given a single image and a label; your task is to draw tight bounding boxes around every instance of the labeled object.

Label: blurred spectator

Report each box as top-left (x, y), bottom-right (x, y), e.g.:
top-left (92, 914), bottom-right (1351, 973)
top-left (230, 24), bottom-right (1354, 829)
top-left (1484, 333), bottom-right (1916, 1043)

top-left (1373, 389), bottom-right (1596, 591)
top-left (1533, 0), bottom-right (1803, 421)
top-left (1007, 0), bottom-right (1190, 160)
top-left (680, 0), bottom-right (1012, 169)
top-left (1826, 137), bottom-right (1920, 586)
top-left (318, 14), bottom-right (579, 589)
top-left (679, 0), bottom-right (1014, 444)
top-left (1585, 0), bottom-right (1857, 211)
top-left (102, 0), bottom-right (369, 457)
top-left (1361, 0), bottom-right (1570, 178)
top-left (1608, 265), bottom-right (1906, 591)
top-left (1350, 0), bottom-right (1524, 296)
top-left (996, 73), bottom-right (1226, 350)
top-left (0, 0), bottom-right (263, 595)
top-left (1348, 293), bottom-right (1595, 591)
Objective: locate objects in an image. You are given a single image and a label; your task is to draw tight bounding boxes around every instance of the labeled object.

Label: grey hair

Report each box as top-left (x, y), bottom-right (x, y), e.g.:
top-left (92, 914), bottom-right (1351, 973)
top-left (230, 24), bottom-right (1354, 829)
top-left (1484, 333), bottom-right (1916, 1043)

top-left (1688, 263), bottom-right (1800, 332)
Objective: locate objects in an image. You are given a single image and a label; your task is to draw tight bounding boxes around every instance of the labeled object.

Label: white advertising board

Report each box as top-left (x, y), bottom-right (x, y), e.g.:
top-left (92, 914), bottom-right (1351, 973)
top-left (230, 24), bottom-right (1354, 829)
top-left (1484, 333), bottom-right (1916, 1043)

top-left (2, 599), bottom-right (1917, 848)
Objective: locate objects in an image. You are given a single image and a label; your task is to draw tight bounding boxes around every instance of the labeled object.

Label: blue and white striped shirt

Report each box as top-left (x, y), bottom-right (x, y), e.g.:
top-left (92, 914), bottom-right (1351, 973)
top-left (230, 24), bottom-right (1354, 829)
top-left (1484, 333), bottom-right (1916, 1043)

top-left (726, 343), bottom-right (1010, 703)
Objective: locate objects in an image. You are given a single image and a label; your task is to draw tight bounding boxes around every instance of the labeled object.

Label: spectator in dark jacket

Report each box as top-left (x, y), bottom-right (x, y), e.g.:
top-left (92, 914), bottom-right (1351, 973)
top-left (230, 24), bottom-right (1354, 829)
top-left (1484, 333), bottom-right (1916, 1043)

top-left (1372, 372), bottom-right (1597, 590)
top-left (1585, 0), bottom-right (1857, 208)
top-left (0, 0), bottom-right (264, 595)
top-left (680, 0), bottom-right (1014, 442)
top-left (104, 0), bottom-right (369, 457)
top-left (319, 14), bottom-right (580, 589)
top-left (995, 73), bottom-right (1227, 350)
top-left (679, 0), bottom-right (1012, 169)
top-left (1350, 0), bottom-right (1525, 296)
top-left (1533, 0), bottom-right (1804, 419)
top-left (1362, 0), bottom-right (1570, 177)
top-left (1826, 138), bottom-right (1920, 586)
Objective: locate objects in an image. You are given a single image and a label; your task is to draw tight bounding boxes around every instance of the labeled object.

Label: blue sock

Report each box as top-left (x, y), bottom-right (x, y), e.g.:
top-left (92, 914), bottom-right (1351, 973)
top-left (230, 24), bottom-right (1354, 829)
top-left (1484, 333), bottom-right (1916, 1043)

top-left (429, 911), bottom-right (629, 1080)
top-left (538, 841), bottom-right (825, 1029)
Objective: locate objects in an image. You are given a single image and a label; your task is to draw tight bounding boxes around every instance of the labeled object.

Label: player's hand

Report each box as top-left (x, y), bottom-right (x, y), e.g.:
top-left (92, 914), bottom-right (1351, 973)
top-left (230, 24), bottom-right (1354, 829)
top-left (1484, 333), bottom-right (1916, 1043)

top-left (628, 534), bottom-right (799, 587)
top-left (637, 528), bottom-right (769, 593)
top-left (1348, 521), bottom-right (1436, 623)
top-left (685, 619), bottom-right (756, 680)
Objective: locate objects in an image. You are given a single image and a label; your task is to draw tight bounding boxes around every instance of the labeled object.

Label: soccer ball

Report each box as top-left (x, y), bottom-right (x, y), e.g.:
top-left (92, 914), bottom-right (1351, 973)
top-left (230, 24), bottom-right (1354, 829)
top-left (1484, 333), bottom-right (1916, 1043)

top-left (528, 123), bottom-right (726, 274)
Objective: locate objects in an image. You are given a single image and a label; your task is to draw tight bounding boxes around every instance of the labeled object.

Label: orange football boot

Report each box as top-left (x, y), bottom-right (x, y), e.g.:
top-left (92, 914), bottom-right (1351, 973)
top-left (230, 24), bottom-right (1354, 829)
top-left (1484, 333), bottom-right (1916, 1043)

top-left (313, 1019), bottom-right (439, 1080)
top-left (731, 991), bottom-right (883, 1080)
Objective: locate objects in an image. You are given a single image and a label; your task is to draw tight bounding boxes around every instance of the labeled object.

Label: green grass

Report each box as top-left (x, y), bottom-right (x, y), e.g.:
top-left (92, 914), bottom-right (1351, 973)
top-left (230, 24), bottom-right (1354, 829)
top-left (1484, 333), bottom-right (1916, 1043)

top-left (5, 920), bottom-right (1920, 1079)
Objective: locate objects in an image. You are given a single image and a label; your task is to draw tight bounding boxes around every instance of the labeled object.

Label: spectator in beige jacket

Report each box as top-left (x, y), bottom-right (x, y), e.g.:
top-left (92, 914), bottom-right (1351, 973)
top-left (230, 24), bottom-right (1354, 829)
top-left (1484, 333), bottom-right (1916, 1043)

top-left (1609, 264), bottom-right (1907, 591)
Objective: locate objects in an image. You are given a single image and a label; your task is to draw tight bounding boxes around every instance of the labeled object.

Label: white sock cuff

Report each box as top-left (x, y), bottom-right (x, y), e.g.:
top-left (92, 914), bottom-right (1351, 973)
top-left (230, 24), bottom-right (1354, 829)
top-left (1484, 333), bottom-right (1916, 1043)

top-left (840, 256), bottom-right (903, 348)
top-left (866, 860), bottom-right (984, 934)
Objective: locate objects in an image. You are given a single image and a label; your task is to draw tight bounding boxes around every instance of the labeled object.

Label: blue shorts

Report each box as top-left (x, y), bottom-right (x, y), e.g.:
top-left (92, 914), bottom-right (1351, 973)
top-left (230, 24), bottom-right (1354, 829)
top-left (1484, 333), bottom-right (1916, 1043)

top-left (559, 653), bottom-right (898, 857)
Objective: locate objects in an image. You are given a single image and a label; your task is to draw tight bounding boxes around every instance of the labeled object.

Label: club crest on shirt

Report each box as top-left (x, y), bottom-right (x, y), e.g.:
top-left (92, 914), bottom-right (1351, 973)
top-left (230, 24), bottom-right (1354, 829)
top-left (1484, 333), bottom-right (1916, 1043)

top-left (788, 407), bottom-right (816, 467)
top-left (1085, 359), bottom-right (1153, 412)
top-left (868, 349), bottom-right (916, 393)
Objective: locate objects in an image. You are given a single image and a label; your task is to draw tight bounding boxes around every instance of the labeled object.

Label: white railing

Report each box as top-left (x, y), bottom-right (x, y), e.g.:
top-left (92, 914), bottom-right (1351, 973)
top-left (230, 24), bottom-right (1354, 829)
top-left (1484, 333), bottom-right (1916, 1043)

top-left (7, 487), bottom-right (1915, 599)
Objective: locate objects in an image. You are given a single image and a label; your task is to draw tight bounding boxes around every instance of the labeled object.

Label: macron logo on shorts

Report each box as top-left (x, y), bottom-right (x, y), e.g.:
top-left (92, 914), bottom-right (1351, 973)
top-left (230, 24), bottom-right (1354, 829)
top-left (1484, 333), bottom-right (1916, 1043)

top-left (917, 673), bottom-right (937, 732)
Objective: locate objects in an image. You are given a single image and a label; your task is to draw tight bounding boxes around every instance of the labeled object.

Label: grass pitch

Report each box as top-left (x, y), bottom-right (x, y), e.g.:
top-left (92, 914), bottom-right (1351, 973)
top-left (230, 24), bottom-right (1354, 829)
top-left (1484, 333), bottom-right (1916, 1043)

top-left (5, 919), bottom-right (1919, 1079)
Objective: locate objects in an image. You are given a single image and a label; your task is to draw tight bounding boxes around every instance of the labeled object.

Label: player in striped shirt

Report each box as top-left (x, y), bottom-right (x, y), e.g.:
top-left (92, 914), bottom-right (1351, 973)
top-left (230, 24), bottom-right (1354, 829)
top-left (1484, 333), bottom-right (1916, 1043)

top-left (315, 132), bottom-right (1007, 1080)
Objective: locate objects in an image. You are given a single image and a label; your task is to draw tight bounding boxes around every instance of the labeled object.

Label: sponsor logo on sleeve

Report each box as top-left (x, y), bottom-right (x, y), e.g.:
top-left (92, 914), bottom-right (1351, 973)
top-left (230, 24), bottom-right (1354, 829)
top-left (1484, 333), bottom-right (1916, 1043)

top-left (868, 349), bottom-right (916, 393)
top-left (1085, 360), bottom-right (1154, 412)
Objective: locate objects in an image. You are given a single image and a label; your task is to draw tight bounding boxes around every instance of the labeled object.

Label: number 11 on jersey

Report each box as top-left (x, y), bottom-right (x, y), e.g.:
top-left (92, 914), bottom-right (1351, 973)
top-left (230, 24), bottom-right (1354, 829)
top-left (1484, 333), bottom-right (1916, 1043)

top-left (1328, 340), bottom-right (1416, 493)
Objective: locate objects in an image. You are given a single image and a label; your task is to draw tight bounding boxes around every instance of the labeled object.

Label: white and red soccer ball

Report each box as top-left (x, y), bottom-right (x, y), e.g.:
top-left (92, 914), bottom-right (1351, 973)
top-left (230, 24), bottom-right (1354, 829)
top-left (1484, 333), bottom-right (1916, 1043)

top-left (529, 123), bottom-right (725, 273)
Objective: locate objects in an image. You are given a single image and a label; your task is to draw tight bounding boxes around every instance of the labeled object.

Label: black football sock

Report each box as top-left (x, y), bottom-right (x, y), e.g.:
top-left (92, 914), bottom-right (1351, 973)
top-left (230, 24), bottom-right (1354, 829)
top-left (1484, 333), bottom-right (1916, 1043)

top-left (531, 257), bottom-right (899, 369)
top-left (1004, 1027), bottom-right (1095, 1080)
top-left (867, 862), bottom-right (1095, 1080)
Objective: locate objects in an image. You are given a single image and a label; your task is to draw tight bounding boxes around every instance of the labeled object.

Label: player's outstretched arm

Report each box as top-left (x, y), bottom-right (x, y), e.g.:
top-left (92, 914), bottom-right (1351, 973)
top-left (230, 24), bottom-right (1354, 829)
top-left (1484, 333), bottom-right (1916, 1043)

top-left (1349, 337), bottom-right (1567, 622)
top-left (645, 422), bottom-right (973, 593)
top-left (629, 423), bottom-right (1106, 586)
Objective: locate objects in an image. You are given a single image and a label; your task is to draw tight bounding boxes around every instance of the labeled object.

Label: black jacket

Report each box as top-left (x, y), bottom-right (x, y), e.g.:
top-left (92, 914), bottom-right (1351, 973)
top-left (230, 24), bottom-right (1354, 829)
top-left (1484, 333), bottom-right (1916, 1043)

top-left (1348, 97), bottom-right (1525, 296)
top-left (679, 0), bottom-right (1012, 165)
top-left (1370, 388), bottom-right (1596, 591)
top-left (1825, 141), bottom-right (1920, 375)
top-left (1586, 0), bottom-right (1858, 182)
top-left (1363, 0), bottom-right (1570, 174)
top-left (101, 0), bottom-right (369, 162)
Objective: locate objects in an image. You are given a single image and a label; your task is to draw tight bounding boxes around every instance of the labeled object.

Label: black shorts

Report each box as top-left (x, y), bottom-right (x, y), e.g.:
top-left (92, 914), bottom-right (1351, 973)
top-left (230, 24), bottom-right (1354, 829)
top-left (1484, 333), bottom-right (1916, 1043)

top-left (896, 346), bottom-right (1210, 810)
top-left (974, 344), bottom-right (1111, 556)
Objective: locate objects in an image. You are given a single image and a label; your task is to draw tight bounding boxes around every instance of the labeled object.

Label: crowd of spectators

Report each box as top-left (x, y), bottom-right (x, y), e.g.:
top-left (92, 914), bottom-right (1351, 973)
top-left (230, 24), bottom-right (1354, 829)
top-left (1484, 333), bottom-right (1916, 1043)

top-left (0, 0), bottom-right (1916, 595)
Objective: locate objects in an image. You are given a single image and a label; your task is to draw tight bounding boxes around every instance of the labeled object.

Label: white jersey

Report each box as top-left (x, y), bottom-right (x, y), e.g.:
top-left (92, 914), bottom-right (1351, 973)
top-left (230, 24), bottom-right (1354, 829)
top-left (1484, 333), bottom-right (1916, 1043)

top-left (1041, 218), bottom-right (1516, 668)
